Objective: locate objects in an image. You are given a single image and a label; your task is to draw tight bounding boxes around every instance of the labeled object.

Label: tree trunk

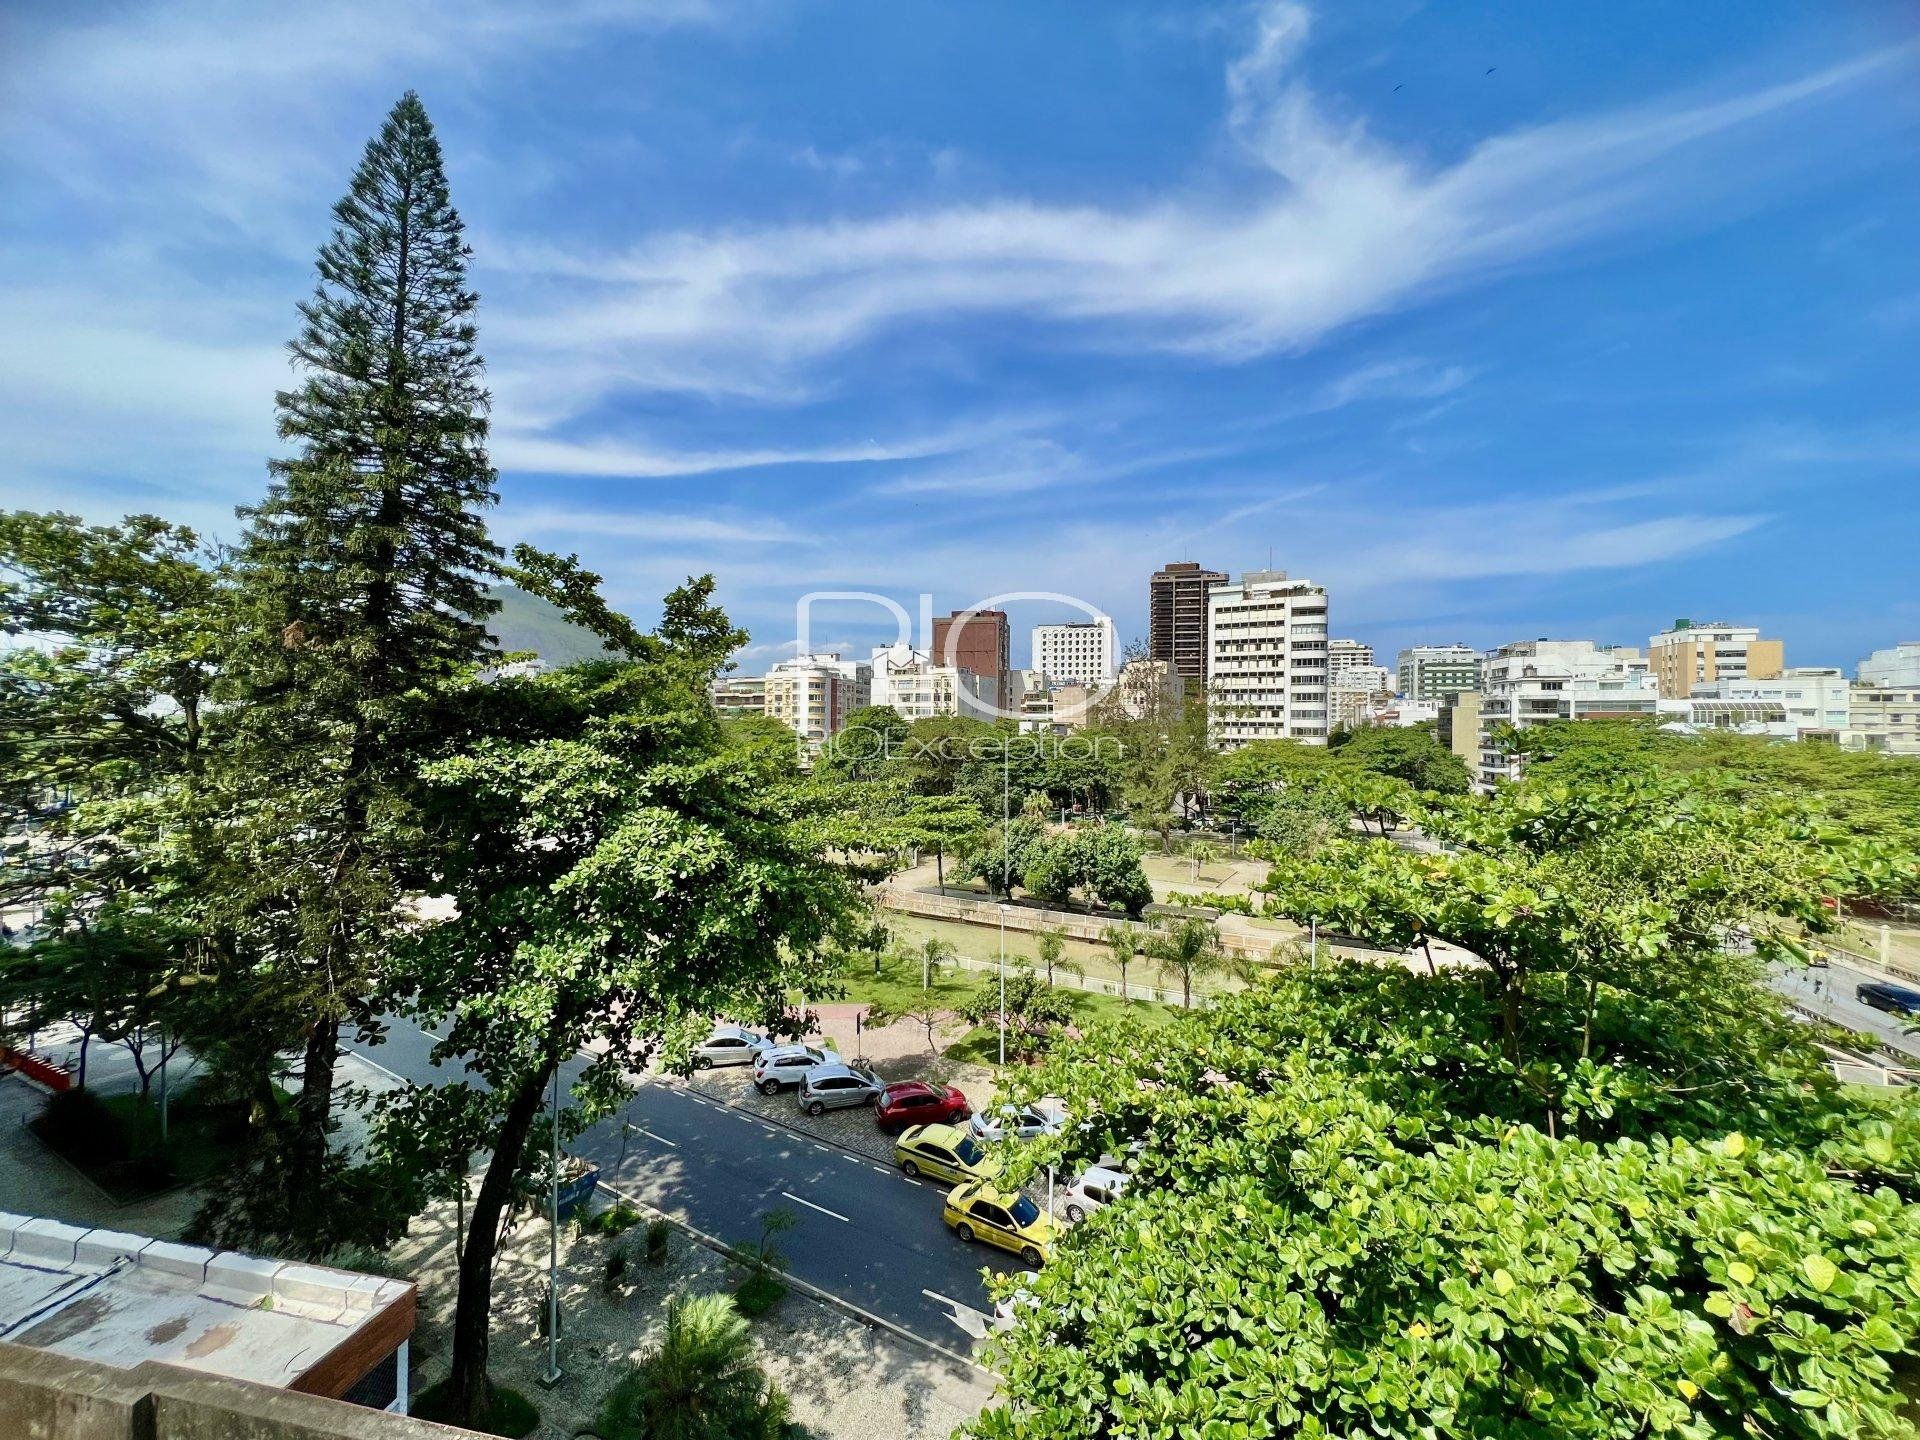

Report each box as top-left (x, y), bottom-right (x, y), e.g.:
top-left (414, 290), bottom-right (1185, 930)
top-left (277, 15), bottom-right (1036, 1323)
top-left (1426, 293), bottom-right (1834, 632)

top-left (290, 1014), bottom-right (340, 1205)
top-left (447, 1065), bottom-right (551, 1425)
top-left (76, 1028), bottom-right (90, 1090)
top-left (934, 845), bottom-right (945, 893)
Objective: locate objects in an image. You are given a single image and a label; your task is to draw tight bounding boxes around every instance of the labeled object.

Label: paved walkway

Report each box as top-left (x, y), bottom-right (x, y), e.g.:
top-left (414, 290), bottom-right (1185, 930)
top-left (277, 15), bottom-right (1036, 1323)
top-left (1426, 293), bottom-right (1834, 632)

top-left (0, 1075), bottom-right (202, 1238)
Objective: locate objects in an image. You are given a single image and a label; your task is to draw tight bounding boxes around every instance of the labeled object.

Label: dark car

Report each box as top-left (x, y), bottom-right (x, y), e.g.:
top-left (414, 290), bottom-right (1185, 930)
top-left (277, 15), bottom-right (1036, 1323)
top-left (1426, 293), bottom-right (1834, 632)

top-left (874, 1080), bottom-right (971, 1135)
top-left (1856, 982), bottom-right (1920, 1017)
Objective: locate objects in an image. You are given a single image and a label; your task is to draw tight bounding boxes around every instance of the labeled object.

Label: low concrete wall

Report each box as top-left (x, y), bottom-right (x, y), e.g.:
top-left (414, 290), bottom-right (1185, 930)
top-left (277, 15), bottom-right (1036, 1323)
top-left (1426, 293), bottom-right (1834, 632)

top-left (877, 885), bottom-right (1281, 959)
top-left (0, 1341), bottom-right (463, 1440)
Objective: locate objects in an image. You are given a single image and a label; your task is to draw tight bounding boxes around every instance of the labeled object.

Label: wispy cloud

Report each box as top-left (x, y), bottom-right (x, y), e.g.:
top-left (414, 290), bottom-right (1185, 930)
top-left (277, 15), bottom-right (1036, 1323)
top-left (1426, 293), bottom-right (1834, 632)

top-left (491, 11), bottom-right (1910, 401)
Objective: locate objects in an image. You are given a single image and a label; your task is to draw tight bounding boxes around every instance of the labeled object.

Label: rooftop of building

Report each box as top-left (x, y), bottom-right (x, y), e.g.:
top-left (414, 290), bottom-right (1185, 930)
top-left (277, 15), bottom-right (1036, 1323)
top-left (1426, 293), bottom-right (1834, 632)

top-left (0, 1215), bottom-right (412, 1395)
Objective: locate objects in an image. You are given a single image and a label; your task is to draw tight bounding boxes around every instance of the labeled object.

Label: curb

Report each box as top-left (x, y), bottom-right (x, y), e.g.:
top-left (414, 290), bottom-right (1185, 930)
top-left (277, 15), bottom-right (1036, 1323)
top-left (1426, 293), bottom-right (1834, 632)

top-left (592, 1176), bottom-right (998, 1384)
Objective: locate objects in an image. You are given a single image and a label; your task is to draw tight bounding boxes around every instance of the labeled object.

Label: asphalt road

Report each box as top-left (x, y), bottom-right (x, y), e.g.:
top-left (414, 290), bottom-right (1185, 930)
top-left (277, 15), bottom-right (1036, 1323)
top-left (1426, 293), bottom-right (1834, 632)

top-left (1767, 956), bottom-right (1920, 1065)
top-left (345, 1015), bottom-right (1016, 1358)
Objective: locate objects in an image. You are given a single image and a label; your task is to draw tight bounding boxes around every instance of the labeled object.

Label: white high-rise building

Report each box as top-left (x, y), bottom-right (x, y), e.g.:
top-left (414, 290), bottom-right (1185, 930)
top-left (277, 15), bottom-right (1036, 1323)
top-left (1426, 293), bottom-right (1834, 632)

top-left (764, 654), bottom-right (871, 759)
top-left (1205, 570), bottom-right (1330, 749)
top-left (1032, 618), bottom-right (1117, 689)
top-left (1397, 644), bottom-right (1483, 701)
top-left (1326, 638), bottom-right (1374, 679)
top-left (1477, 640), bottom-right (1658, 787)
top-left (869, 644), bottom-right (993, 721)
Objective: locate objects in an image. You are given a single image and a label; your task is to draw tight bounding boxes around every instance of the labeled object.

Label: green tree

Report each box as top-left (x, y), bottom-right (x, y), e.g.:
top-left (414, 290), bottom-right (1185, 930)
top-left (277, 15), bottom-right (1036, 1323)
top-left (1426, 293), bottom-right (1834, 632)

top-left (1100, 923), bottom-right (1141, 1003)
top-left (210, 92), bottom-right (506, 1234)
top-left (1078, 823), bottom-right (1152, 918)
top-left (816, 703), bottom-right (909, 783)
top-left (1332, 723), bottom-right (1474, 794)
top-left (958, 961), bottom-right (1074, 1061)
top-left (901, 792), bottom-right (986, 892)
top-left (375, 582), bottom-right (861, 1425)
top-left (1143, 914), bottom-right (1243, 1009)
top-left (598, 1292), bottom-right (793, 1440)
top-left (1032, 925), bottom-right (1082, 988)
top-left (959, 816), bottom-right (1047, 899)
top-left (1021, 835), bottom-right (1081, 909)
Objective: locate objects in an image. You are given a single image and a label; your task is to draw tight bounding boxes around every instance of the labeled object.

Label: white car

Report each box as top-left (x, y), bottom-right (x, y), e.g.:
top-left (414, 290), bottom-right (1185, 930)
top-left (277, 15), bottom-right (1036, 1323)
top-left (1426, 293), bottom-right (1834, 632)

top-left (969, 1098), bottom-right (1068, 1143)
top-left (992, 1271), bottom-right (1041, 1330)
top-left (693, 1025), bottom-right (769, 1070)
top-left (753, 1043), bottom-right (830, 1094)
top-left (1060, 1164), bottom-right (1129, 1224)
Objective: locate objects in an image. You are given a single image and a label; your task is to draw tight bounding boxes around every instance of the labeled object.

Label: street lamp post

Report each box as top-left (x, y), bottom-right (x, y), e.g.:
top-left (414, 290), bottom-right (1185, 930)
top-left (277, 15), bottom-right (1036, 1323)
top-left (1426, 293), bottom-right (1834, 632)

top-left (1000, 737), bottom-right (1011, 1068)
top-left (540, 1062), bottom-right (563, 1389)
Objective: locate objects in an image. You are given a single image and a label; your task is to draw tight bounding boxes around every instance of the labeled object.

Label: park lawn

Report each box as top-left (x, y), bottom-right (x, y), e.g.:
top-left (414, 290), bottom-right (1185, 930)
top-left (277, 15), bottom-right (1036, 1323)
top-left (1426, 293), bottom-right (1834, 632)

top-left (822, 953), bottom-right (1181, 1069)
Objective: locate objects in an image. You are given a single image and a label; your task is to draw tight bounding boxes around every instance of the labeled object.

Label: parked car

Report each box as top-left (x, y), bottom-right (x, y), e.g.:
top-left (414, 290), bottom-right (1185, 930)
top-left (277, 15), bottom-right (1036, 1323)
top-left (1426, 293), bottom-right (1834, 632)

top-left (1857, 981), bottom-right (1920, 1016)
top-left (894, 1122), bottom-right (1002, 1185)
top-left (875, 1080), bottom-right (971, 1134)
top-left (1059, 1164), bottom-right (1129, 1224)
top-left (991, 1271), bottom-right (1041, 1330)
top-left (753, 1043), bottom-right (830, 1094)
top-left (693, 1024), bottom-right (769, 1069)
top-left (944, 1182), bottom-right (1058, 1266)
top-left (969, 1098), bottom-right (1068, 1143)
top-left (797, 1062), bottom-right (884, 1116)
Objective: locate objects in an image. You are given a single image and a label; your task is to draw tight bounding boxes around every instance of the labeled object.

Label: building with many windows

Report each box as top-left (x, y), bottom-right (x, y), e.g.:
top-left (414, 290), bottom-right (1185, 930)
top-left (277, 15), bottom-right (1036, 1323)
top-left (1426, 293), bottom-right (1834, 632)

top-left (868, 644), bottom-right (993, 722)
top-left (1205, 570), bottom-right (1330, 749)
top-left (1647, 620), bottom-right (1783, 700)
top-left (1848, 682), bottom-right (1920, 756)
top-left (764, 654), bottom-right (870, 759)
top-left (1149, 561), bottom-right (1227, 684)
top-left (1326, 638), bottom-right (1374, 679)
top-left (1032, 618), bottom-right (1117, 689)
top-left (1331, 664), bottom-right (1395, 729)
top-left (1397, 644), bottom-right (1483, 701)
top-left (709, 674), bottom-right (767, 718)
top-left (1662, 668), bottom-right (1851, 742)
top-left (1477, 640), bottom-right (1657, 787)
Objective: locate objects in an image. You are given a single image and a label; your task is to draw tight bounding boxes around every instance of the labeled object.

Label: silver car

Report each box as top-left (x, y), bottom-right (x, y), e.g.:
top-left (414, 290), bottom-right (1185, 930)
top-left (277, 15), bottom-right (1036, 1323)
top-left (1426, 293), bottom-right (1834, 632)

top-left (968, 1098), bottom-right (1068, 1143)
top-left (796, 1062), bottom-right (884, 1116)
top-left (753, 1043), bottom-right (830, 1094)
top-left (693, 1024), bottom-right (769, 1070)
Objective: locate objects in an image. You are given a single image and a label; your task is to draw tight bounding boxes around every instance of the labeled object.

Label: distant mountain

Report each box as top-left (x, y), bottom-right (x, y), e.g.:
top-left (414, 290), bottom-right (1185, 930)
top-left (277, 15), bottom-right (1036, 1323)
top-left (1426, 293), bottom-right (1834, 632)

top-left (484, 585), bottom-right (618, 667)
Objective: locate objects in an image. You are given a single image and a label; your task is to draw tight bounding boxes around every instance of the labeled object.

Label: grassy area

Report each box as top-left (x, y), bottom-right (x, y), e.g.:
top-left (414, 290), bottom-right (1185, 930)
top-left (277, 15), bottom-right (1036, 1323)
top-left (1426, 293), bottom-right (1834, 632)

top-left (875, 909), bottom-right (1255, 998)
top-left (413, 1378), bottom-right (540, 1438)
top-left (824, 952), bottom-right (1180, 1068)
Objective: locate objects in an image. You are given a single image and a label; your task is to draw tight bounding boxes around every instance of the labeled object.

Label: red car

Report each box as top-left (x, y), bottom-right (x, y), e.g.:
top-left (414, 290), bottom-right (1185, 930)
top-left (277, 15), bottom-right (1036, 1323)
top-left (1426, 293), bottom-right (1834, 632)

top-left (874, 1081), bottom-right (971, 1134)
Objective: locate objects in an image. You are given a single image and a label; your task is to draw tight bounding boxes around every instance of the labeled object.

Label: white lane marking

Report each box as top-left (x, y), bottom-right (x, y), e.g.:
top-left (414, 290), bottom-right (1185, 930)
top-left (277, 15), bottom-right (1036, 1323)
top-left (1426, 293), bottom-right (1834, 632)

top-left (780, 1191), bottom-right (850, 1224)
top-left (635, 1127), bottom-right (678, 1148)
top-left (922, 1288), bottom-right (995, 1324)
top-left (870, 1164), bottom-right (893, 1175)
top-left (922, 1287), bottom-right (996, 1340)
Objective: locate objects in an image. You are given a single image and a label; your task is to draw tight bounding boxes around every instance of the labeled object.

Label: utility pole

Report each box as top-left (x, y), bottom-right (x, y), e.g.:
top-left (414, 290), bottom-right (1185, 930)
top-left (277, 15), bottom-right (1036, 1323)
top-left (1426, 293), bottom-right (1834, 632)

top-left (1000, 737), bottom-right (1010, 1068)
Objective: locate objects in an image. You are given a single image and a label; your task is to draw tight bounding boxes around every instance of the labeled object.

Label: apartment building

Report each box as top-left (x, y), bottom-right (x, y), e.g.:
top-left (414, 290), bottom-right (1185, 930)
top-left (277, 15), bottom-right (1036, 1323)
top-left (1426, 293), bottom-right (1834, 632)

top-left (1032, 618), bottom-right (1117, 688)
top-left (1665, 668), bottom-right (1851, 742)
top-left (1477, 640), bottom-right (1658, 787)
top-left (1647, 620), bottom-right (1783, 700)
top-left (1849, 683), bottom-right (1920, 756)
top-left (1013, 669), bottom-right (1057, 733)
top-left (1438, 690), bottom-right (1483, 772)
top-left (1331, 664), bottom-right (1395, 729)
top-left (930, 609), bottom-right (1010, 710)
top-left (1860, 642), bottom-right (1920, 688)
top-left (709, 674), bottom-right (767, 718)
top-left (869, 644), bottom-right (993, 721)
top-left (1149, 561), bottom-right (1226, 684)
top-left (1205, 570), bottom-right (1330, 749)
top-left (764, 654), bottom-right (871, 758)
top-left (1397, 644), bottom-right (1483, 701)
top-left (1326, 638), bottom-right (1374, 679)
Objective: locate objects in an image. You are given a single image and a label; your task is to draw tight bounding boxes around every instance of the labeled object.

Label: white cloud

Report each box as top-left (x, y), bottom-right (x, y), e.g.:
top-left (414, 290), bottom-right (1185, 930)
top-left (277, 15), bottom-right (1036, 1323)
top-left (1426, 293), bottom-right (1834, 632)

top-left (490, 15), bottom-right (1911, 398)
top-left (501, 504), bottom-right (815, 546)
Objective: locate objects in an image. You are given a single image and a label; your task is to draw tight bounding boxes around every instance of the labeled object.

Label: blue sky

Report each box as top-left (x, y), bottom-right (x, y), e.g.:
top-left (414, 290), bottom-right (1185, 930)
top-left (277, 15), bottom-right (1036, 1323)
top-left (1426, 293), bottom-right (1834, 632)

top-left (2, 1), bottom-right (1917, 672)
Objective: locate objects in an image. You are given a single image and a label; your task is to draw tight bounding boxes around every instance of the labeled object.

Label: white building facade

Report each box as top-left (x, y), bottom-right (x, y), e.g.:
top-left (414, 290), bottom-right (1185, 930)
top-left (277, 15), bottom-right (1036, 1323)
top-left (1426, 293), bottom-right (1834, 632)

top-left (1206, 570), bottom-right (1330, 749)
top-left (1477, 640), bottom-right (1658, 788)
top-left (869, 644), bottom-right (993, 721)
top-left (1661, 668), bottom-right (1851, 742)
top-left (764, 654), bottom-right (871, 758)
top-left (1326, 638), bottom-right (1374, 679)
top-left (1860, 642), bottom-right (1920, 689)
top-left (1396, 644), bottom-right (1483, 701)
top-left (1848, 683), bottom-right (1920, 756)
top-left (1331, 664), bottom-right (1396, 729)
top-left (1032, 618), bottom-right (1117, 689)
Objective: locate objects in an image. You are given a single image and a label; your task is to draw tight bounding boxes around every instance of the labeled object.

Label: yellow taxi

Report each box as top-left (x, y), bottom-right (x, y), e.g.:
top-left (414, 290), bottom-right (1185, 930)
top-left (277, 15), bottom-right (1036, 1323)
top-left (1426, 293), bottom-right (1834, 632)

top-left (943, 1182), bottom-right (1058, 1266)
top-left (893, 1122), bottom-right (1002, 1186)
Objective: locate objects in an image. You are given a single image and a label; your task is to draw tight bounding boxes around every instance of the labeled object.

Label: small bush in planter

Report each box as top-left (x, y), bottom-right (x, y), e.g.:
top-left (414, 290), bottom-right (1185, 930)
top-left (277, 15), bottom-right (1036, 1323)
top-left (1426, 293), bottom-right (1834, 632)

top-left (645, 1218), bottom-right (671, 1266)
